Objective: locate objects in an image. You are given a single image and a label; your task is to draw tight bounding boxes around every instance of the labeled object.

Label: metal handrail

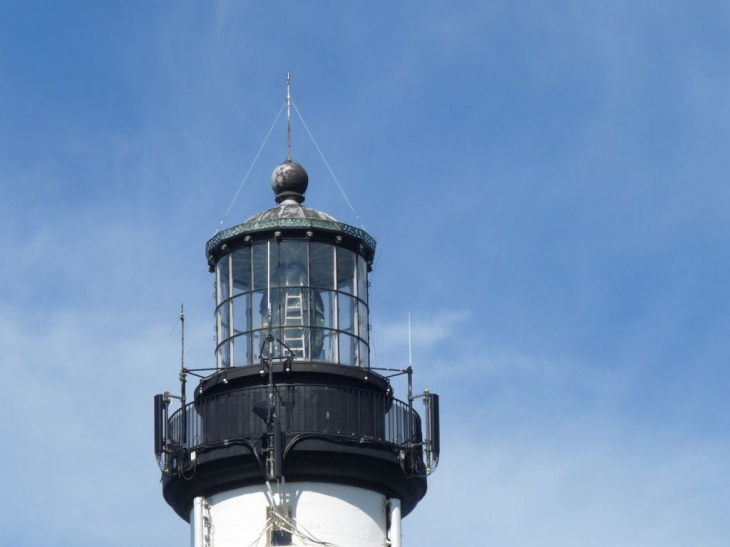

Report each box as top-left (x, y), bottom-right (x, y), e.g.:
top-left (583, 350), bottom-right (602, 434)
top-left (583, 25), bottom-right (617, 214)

top-left (167, 383), bottom-right (422, 453)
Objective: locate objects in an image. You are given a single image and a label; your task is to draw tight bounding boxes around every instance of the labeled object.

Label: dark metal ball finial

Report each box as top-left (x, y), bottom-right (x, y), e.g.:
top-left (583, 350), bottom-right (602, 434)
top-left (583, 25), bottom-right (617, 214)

top-left (271, 160), bottom-right (308, 204)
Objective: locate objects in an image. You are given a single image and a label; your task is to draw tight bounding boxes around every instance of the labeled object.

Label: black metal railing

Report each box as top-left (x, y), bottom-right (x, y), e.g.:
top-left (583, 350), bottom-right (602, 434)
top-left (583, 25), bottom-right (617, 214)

top-left (167, 384), bottom-right (422, 452)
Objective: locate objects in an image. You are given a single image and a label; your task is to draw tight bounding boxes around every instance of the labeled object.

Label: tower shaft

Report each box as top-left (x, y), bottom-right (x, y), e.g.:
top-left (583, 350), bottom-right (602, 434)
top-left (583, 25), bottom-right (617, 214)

top-left (190, 483), bottom-right (401, 547)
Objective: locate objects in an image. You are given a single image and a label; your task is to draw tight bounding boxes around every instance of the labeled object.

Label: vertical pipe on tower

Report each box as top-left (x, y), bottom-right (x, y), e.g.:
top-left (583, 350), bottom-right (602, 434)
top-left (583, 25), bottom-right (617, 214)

top-left (389, 498), bottom-right (402, 547)
top-left (192, 497), bottom-right (205, 547)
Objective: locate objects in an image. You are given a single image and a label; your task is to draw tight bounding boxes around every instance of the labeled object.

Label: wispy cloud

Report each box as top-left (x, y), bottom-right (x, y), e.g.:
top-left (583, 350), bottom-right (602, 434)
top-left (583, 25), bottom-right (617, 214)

top-left (407, 416), bottom-right (730, 546)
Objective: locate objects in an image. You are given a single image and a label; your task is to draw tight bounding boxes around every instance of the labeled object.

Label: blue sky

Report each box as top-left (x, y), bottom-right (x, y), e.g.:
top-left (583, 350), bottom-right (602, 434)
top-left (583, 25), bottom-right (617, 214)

top-left (1, 2), bottom-right (728, 545)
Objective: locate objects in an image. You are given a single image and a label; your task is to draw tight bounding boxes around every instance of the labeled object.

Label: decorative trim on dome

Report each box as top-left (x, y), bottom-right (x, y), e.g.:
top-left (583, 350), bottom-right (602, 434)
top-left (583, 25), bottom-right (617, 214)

top-left (206, 217), bottom-right (377, 255)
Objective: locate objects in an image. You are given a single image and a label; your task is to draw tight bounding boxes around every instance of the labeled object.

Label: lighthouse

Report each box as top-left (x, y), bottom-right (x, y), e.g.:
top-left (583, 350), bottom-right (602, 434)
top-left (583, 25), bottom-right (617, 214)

top-left (154, 79), bottom-right (440, 547)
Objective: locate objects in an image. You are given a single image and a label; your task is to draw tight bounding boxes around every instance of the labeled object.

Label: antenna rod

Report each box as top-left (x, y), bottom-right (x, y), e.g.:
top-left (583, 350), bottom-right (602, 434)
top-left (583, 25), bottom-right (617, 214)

top-left (286, 72), bottom-right (292, 162)
top-left (179, 303), bottom-right (187, 445)
top-left (407, 312), bottom-right (413, 409)
top-left (180, 303), bottom-right (185, 373)
top-left (408, 312), bottom-right (412, 368)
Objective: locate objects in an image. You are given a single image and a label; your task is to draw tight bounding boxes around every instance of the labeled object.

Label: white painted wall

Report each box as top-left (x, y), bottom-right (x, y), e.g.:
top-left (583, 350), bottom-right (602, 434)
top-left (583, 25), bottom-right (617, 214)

top-left (189, 482), bottom-right (393, 547)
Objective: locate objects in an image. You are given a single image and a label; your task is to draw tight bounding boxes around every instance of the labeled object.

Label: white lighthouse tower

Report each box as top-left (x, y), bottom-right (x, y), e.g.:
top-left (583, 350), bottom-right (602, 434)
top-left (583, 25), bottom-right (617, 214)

top-left (154, 79), bottom-right (440, 547)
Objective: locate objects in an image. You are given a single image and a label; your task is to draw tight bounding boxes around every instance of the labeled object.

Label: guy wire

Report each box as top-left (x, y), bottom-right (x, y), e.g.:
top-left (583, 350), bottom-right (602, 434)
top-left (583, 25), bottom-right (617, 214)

top-left (215, 103), bottom-right (286, 234)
